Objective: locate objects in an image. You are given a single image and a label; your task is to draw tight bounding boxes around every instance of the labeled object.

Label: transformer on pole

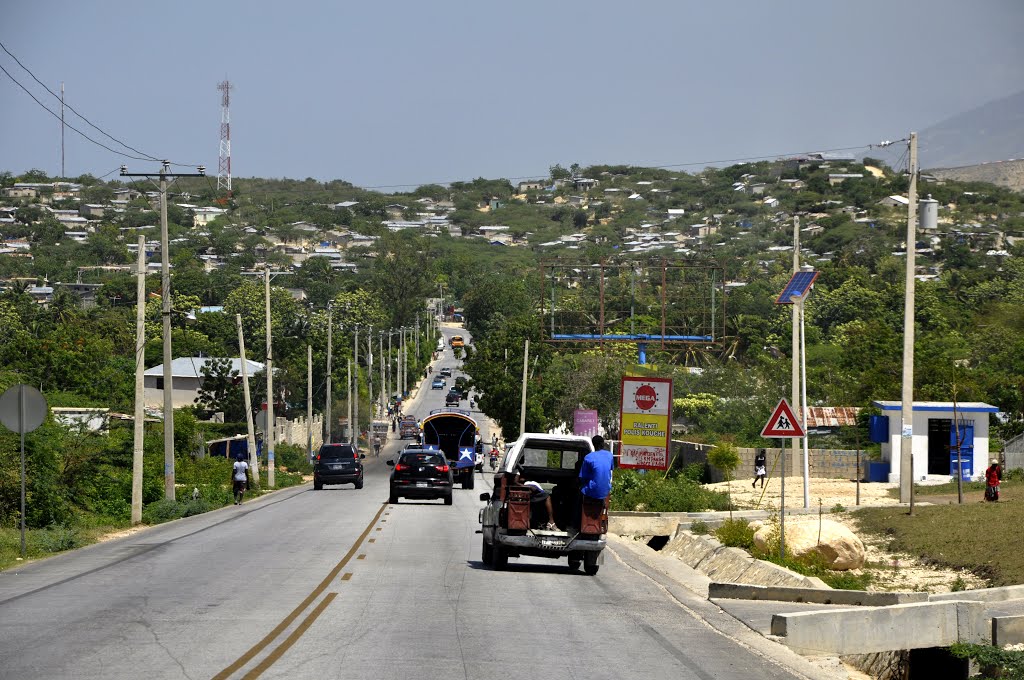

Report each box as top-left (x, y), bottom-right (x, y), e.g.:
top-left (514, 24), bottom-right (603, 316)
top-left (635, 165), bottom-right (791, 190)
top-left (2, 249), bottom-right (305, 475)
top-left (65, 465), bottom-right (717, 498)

top-left (217, 80), bottom-right (232, 195)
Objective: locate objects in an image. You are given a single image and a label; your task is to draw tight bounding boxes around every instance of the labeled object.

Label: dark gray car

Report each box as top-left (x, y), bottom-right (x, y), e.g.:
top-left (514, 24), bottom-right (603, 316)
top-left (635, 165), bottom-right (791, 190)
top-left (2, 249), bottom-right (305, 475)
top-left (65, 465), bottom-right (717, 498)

top-left (314, 443), bottom-right (365, 490)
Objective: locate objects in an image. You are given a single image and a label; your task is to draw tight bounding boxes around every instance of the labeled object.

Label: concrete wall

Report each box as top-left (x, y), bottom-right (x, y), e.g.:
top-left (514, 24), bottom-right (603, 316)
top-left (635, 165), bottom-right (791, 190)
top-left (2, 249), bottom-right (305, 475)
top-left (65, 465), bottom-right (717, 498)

top-left (698, 445), bottom-right (868, 482)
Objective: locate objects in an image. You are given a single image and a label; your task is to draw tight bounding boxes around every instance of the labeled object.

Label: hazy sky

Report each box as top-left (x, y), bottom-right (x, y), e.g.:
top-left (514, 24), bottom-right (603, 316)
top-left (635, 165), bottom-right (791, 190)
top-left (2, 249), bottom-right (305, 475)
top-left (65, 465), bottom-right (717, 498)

top-left (3, 1), bottom-right (1023, 189)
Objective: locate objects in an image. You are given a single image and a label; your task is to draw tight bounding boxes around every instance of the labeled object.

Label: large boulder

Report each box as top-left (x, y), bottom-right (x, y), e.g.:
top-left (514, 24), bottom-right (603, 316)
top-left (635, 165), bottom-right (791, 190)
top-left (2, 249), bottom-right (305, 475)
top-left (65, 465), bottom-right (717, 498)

top-left (753, 518), bottom-right (866, 570)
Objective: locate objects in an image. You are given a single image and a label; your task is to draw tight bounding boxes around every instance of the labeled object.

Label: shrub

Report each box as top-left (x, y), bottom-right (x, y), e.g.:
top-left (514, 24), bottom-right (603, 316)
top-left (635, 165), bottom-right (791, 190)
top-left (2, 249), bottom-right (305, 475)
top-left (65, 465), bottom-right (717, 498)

top-left (831, 503), bottom-right (847, 514)
top-left (715, 518), bottom-right (755, 549)
top-left (611, 469), bottom-right (730, 513)
top-left (690, 520), bottom-right (710, 535)
top-left (34, 524), bottom-right (83, 553)
top-left (680, 462), bottom-right (707, 483)
top-left (276, 443), bottom-right (313, 474)
top-left (142, 499), bottom-right (185, 524)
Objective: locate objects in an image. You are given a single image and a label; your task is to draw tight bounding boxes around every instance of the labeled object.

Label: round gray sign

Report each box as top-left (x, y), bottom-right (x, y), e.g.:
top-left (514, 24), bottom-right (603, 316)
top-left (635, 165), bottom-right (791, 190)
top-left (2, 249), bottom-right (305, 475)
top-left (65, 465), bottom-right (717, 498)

top-left (0, 385), bottom-right (48, 434)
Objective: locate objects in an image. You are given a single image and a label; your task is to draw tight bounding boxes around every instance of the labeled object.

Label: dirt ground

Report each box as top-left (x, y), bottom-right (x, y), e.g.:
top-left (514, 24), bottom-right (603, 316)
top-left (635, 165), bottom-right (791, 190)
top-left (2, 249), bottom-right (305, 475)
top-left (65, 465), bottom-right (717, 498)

top-left (705, 475), bottom-right (988, 593)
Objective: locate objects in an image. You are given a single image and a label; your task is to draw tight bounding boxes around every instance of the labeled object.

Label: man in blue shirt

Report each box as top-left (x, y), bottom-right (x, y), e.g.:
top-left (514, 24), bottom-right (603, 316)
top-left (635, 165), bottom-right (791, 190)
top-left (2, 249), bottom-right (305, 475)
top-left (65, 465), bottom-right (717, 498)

top-left (579, 435), bottom-right (613, 500)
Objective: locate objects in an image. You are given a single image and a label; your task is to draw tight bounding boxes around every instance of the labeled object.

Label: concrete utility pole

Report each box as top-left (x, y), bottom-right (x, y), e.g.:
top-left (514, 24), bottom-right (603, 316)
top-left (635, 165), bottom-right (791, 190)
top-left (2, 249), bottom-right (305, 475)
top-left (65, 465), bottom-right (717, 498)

top-left (379, 333), bottom-right (384, 414)
top-left (236, 314), bottom-right (258, 484)
top-left (354, 326), bottom-right (360, 450)
top-left (131, 236), bottom-right (146, 525)
top-left (900, 132), bottom-right (919, 508)
top-left (307, 345), bottom-right (313, 459)
top-left (120, 162), bottom-right (205, 501)
top-left (265, 264), bottom-right (275, 488)
top-left (520, 338), bottom-right (530, 435)
top-left (368, 325), bottom-right (374, 418)
top-left (325, 304), bottom-right (332, 445)
top-left (792, 217), bottom-right (801, 471)
top-left (415, 314), bottom-right (420, 361)
top-left (387, 331), bottom-right (393, 404)
top-left (346, 359), bottom-right (353, 444)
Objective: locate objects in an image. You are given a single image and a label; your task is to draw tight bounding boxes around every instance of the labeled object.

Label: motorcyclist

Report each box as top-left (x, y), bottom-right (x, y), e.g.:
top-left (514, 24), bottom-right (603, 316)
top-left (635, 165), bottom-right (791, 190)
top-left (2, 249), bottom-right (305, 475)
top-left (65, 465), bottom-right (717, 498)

top-left (489, 448), bottom-right (499, 470)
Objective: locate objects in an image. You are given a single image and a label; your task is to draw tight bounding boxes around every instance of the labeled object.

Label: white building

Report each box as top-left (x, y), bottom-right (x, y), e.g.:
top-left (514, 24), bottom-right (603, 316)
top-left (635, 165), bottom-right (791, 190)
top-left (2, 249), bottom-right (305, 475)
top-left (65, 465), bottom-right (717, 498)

top-left (872, 400), bottom-right (999, 482)
top-left (144, 357), bottom-right (266, 408)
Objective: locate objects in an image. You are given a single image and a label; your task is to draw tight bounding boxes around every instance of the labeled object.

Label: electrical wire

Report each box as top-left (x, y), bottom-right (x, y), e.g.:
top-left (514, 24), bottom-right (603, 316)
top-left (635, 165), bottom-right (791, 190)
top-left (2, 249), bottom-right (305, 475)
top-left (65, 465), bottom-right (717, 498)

top-left (0, 39), bottom-right (160, 162)
top-left (222, 140), bottom-right (908, 197)
top-left (0, 61), bottom-right (155, 162)
top-left (0, 40), bottom-right (202, 168)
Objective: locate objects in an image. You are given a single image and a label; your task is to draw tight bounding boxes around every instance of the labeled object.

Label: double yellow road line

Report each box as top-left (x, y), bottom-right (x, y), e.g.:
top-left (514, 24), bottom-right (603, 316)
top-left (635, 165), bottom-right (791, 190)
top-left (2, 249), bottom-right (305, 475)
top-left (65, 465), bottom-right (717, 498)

top-left (213, 502), bottom-right (388, 679)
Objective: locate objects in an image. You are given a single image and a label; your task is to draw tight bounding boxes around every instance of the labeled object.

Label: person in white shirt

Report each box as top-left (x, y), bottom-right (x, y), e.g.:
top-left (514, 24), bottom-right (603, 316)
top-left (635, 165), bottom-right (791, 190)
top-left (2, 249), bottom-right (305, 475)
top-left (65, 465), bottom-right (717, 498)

top-left (232, 455), bottom-right (250, 505)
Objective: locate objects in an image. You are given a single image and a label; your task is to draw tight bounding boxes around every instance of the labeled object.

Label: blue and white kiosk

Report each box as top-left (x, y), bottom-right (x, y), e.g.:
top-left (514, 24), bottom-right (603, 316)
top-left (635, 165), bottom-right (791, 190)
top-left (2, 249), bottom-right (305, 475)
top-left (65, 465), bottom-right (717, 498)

top-left (872, 400), bottom-right (1000, 482)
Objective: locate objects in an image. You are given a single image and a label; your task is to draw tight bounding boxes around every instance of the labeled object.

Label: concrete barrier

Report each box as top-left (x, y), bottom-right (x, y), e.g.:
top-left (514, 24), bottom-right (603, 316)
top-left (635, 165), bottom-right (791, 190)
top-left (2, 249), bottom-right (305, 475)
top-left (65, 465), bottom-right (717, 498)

top-left (993, 615), bottom-right (1024, 647)
top-left (709, 582), bottom-right (928, 606)
top-left (770, 600), bottom-right (987, 655)
top-left (931, 584), bottom-right (1024, 603)
top-left (661, 530), bottom-right (827, 589)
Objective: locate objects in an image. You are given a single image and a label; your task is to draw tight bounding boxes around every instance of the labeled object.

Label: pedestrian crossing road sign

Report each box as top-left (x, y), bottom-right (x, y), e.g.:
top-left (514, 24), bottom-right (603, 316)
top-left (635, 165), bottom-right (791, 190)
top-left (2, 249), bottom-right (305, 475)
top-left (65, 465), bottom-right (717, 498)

top-left (761, 398), bottom-right (805, 438)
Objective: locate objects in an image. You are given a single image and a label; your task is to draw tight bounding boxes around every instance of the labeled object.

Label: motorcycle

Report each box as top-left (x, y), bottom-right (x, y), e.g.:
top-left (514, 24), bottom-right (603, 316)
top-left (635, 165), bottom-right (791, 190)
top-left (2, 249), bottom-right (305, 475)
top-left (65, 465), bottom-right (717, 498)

top-left (489, 449), bottom-right (499, 471)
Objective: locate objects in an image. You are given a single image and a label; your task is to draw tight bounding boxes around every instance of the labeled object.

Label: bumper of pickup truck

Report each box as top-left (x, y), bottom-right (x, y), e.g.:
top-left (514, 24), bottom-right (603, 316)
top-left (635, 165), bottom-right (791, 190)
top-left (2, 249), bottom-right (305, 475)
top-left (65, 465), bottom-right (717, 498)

top-left (497, 533), bottom-right (606, 553)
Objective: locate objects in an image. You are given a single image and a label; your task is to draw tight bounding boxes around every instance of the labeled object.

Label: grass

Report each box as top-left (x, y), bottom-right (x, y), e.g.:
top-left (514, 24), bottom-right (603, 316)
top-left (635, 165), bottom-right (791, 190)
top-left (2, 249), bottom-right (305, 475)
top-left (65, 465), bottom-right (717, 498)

top-left (0, 468), bottom-right (308, 572)
top-left (853, 501), bottom-right (1021, 586)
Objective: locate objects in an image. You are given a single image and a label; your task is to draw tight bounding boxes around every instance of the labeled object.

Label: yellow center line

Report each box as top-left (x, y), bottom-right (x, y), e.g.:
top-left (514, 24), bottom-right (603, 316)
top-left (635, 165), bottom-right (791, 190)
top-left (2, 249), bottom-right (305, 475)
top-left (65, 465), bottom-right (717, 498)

top-left (212, 503), bottom-right (387, 679)
top-left (241, 592), bottom-right (337, 680)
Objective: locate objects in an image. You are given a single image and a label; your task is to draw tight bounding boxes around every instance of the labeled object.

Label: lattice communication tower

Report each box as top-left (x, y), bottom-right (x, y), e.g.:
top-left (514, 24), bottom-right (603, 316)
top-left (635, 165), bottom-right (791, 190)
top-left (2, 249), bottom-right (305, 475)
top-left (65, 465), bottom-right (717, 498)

top-left (217, 80), bottom-right (232, 194)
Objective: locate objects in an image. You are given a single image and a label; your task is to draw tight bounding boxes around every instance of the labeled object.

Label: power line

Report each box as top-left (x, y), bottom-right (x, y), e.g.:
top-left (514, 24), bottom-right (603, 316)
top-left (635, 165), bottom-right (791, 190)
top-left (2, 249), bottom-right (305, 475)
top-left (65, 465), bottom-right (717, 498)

top-left (0, 39), bottom-right (162, 163)
top-left (0, 61), bottom-right (155, 162)
top-left (240, 141), bottom-right (906, 193)
top-left (0, 40), bottom-right (202, 168)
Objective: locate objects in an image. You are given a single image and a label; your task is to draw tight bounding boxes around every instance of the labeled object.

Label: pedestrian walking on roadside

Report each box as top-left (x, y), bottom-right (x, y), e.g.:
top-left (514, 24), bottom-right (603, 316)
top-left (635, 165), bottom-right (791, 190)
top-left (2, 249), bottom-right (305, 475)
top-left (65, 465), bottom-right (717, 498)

top-left (232, 454), bottom-right (251, 505)
top-left (985, 458), bottom-right (1002, 502)
top-left (753, 449), bottom-right (767, 488)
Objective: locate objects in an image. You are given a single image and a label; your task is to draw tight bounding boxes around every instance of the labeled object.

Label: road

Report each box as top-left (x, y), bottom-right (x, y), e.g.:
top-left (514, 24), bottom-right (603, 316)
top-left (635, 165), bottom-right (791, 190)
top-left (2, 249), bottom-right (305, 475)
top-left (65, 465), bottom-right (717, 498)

top-left (0, 326), bottom-right (820, 680)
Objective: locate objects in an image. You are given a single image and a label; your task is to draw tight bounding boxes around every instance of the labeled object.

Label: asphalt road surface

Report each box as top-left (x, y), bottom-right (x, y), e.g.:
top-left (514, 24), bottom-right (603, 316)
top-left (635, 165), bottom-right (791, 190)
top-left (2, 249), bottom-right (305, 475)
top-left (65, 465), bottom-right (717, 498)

top-left (0, 327), bottom-right (813, 680)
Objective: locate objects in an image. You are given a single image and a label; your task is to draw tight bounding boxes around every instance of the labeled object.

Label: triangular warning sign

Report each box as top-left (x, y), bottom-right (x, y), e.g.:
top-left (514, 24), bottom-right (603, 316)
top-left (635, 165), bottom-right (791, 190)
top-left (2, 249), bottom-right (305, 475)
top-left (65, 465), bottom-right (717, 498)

top-left (761, 398), bottom-right (805, 438)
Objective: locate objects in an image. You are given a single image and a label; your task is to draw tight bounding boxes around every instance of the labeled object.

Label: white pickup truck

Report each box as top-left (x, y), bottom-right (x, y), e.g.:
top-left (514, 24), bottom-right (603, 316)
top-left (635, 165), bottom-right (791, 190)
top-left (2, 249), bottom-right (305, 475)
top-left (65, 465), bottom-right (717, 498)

top-left (478, 433), bottom-right (608, 575)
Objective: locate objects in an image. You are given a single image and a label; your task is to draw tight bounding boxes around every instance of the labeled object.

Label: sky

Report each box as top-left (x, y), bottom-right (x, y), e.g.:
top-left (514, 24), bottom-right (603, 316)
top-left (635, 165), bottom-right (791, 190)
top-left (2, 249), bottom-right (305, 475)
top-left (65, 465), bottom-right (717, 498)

top-left (2, 0), bottom-right (1023, 189)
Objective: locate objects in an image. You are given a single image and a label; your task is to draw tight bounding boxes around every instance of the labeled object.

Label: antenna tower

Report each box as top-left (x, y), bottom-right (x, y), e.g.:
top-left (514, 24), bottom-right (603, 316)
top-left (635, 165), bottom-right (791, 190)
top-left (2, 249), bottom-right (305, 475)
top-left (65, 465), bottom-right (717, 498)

top-left (217, 80), bottom-right (232, 194)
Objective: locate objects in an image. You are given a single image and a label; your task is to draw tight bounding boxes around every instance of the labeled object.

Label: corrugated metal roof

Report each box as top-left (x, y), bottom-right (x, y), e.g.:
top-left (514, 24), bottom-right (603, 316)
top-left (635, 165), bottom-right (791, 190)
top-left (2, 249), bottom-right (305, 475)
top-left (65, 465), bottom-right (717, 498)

top-left (805, 406), bottom-right (860, 427)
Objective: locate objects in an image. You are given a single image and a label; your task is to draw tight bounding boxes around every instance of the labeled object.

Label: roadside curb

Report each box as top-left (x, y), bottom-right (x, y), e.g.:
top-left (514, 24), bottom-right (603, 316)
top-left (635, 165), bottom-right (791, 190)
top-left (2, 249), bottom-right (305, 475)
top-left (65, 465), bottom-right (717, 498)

top-left (607, 534), bottom-right (849, 680)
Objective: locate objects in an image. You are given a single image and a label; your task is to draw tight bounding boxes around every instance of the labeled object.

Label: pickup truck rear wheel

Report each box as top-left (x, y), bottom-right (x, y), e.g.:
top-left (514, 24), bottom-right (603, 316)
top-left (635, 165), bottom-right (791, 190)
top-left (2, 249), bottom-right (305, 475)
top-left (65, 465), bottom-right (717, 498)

top-left (583, 552), bottom-right (599, 576)
top-left (492, 543), bottom-right (508, 570)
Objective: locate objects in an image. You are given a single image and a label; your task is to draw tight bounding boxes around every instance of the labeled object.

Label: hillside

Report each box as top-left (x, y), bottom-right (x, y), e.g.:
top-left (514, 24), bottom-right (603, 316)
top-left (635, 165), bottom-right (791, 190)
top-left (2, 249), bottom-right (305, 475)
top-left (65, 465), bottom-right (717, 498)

top-left (930, 158), bottom-right (1024, 193)
top-left (919, 89), bottom-right (1024, 169)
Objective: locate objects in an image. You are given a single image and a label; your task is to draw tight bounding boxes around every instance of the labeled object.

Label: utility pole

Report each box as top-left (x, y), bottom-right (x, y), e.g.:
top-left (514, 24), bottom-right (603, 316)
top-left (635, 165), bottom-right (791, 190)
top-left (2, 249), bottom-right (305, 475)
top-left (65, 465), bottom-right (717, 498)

top-left (325, 305), bottom-right (333, 445)
top-left (792, 216), bottom-right (801, 473)
top-left (236, 314), bottom-right (258, 484)
top-left (346, 359), bottom-right (353, 444)
top-left (520, 338), bottom-right (530, 436)
top-left (900, 132), bottom-right (919, 509)
top-left (379, 333), bottom-right (384, 415)
top-left (402, 328), bottom-right (408, 396)
top-left (387, 331), bottom-right (393, 405)
top-left (307, 345), bottom-right (313, 458)
top-left (131, 235), bottom-right (146, 525)
top-left (121, 162), bottom-right (205, 501)
top-left (415, 314), bottom-right (420, 361)
top-left (368, 325), bottom-right (374, 418)
top-left (60, 82), bottom-right (65, 178)
top-left (265, 264), bottom-right (275, 488)
top-left (354, 326), bottom-right (360, 451)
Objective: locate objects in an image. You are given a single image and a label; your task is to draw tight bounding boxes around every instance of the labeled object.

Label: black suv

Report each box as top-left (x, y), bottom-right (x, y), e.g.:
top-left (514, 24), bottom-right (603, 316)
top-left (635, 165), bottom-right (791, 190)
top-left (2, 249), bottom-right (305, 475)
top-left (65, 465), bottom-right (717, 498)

top-left (387, 448), bottom-right (453, 505)
top-left (445, 387), bottom-right (462, 406)
top-left (313, 443), bottom-right (365, 490)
